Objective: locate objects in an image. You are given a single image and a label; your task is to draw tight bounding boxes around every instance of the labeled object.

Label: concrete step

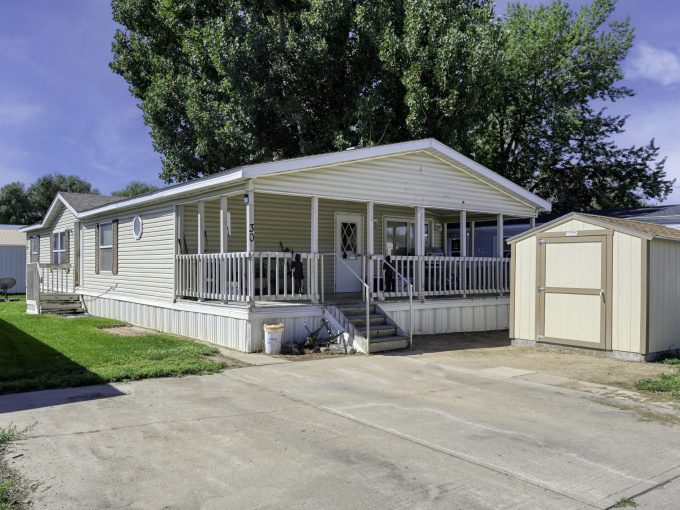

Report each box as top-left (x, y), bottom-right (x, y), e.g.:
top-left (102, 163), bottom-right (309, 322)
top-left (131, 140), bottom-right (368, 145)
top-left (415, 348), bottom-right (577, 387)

top-left (357, 325), bottom-right (398, 338)
top-left (340, 304), bottom-right (376, 316)
top-left (369, 336), bottom-right (409, 352)
top-left (40, 293), bottom-right (80, 302)
top-left (348, 314), bottom-right (387, 327)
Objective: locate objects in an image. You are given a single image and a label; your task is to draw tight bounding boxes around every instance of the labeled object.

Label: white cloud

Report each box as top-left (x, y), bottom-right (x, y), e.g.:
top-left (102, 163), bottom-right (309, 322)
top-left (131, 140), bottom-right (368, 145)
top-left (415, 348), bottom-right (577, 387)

top-left (627, 42), bottom-right (680, 87)
top-left (0, 100), bottom-right (42, 128)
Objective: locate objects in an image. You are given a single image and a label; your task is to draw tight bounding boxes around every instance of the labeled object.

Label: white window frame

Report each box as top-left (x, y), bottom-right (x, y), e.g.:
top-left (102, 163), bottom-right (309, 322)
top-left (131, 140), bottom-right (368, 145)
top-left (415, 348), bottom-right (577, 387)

top-left (30, 236), bottom-right (39, 257)
top-left (52, 231), bottom-right (66, 265)
top-left (382, 216), bottom-right (434, 256)
top-left (99, 222), bottom-right (113, 273)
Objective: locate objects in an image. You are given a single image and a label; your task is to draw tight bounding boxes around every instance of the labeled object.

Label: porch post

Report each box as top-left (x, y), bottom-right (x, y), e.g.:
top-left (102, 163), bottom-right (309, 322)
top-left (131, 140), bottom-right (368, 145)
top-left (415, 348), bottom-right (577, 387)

top-left (197, 201), bottom-right (205, 254)
top-left (459, 210), bottom-right (467, 258)
top-left (496, 213), bottom-right (504, 294)
top-left (415, 206), bottom-right (425, 299)
top-left (311, 196), bottom-right (319, 303)
top-left (220, 196), bottom-right (228, 253)
top-left (460, 209), bottom-right (467, 296)
top-left (496, 214), bottom-right (504, 257)
top-left (367, 201), bottom-right (374, 300)
top-left (530, 216), bottom-right (536, 229)
top-left (245, 182), bottom-right (255, 304)
top-left (197, 200), bottom-right (205, 300)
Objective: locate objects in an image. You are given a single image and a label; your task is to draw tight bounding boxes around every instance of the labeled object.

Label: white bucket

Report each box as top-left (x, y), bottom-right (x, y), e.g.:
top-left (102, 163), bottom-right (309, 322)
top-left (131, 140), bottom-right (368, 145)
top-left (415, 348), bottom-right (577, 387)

top-left (264, 323), bottom-right (284, 355)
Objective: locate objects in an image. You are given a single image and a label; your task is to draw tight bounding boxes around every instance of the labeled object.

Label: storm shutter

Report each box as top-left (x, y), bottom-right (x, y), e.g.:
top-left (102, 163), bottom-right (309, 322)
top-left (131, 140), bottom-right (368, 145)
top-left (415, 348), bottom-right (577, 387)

top-left (49, 233), bottom-right (54, 264)
top-left (64, 229), bottom-right (70, 265)
top-left (35, 236), bottom-right (40, 263)
top-left (73, 221), bottom-right (80, 286)
top-left (112, 219), bottom-right (118, 275)
top-left (94, 224), bottom-right (100, 274)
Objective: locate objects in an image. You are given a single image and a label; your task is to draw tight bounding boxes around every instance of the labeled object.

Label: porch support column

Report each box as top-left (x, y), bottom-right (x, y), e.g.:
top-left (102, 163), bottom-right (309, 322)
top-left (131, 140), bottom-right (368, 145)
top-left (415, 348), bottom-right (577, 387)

top-left (311, 196), bottom-right (319, 303)
top-left (367, 201), bottom-right (375, 300)
top-left (219, 196), bottom-right (228, 253)
top-left (459, 210), bottom-right (467, 258)
top-left (245, 182), bottom-right (255, 304)
top-left (197, 201), bottom-right (205, 254)
top-left (460, 210), bottom-right (467, 297)
top-left (197, 201), bottom-right (205, 300)
top-left (496, 214), bottom-right (504, 258)
top-left (530, 216), bottom-right (536, 229)
top-left (415, 206), bottom-right (425, 299)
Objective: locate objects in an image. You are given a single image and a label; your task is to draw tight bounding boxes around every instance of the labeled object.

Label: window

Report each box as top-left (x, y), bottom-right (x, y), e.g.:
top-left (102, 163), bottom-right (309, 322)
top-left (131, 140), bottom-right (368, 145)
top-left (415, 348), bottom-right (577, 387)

top-left (99, 223), bottom-right (113, 272)
top-left (132, 215), bottom-right (143, 240)
top-left (340, 222), bottom-right (359, 257)
top-left (30, 236), bottom-right (39, 262)
top-left (384, 218), bottom-right (432, 256)
top-left (52, 232), bottom-right (66, 264)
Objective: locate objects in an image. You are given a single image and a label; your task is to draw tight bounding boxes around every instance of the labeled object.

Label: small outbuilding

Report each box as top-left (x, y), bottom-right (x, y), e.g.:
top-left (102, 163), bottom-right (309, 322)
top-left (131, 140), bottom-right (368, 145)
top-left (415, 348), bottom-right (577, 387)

top-left (509, 212), bottom-right (680, 361)
top-left (0, 225), bottom-right (27, 294)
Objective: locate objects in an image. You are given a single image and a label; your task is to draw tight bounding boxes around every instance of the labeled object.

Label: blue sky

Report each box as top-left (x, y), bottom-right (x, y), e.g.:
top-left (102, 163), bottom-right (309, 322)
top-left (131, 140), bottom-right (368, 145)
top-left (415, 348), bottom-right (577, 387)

top-left (1, 1), bottom-right (679, 202)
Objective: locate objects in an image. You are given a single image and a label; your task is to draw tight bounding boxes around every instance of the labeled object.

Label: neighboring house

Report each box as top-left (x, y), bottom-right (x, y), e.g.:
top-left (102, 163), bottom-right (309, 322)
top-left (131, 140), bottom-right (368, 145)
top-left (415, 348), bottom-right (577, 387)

top-left (22, 139), bottom-right (550, 353)
top-left (0, 225), bottom-right (27, 294)
top-left (469, 204), bottom-right (680, 258)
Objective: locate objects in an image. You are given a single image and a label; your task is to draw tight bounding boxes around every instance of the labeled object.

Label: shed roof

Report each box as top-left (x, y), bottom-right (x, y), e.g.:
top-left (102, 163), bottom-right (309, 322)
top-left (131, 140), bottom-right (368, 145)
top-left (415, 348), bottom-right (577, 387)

top-left (508, 212), bottom-right (680, 244)
top-left (0, 227), bottom-right (26, 246)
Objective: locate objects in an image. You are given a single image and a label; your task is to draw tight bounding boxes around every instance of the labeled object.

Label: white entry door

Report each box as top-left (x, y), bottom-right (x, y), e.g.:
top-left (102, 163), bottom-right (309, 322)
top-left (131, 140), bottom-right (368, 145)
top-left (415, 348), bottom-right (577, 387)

top-left (335, 213), bottom-right (364, 293)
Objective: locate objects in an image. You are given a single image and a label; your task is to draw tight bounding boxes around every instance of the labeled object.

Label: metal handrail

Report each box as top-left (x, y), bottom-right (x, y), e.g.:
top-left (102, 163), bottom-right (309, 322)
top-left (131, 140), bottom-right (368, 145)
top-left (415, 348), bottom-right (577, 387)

top-left (323, 253), bottom-right (372, 354)
top-left (375, 256), bottom-right (414, 349)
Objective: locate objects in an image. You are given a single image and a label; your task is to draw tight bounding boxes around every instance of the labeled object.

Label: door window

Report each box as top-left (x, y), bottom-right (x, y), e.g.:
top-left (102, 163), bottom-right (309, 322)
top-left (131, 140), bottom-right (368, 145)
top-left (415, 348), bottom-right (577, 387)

top-left (340, 222), bottom-right (359, 257)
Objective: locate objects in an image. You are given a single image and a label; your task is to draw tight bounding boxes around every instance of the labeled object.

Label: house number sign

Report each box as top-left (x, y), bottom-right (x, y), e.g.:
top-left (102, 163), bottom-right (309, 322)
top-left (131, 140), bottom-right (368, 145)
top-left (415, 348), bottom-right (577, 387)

top-left (249, 223), bottom-right (255, 242)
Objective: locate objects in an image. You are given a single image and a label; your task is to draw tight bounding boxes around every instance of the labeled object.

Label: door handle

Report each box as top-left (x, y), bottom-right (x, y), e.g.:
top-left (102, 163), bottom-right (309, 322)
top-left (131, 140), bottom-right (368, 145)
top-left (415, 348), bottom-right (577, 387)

top-left (600, 289), bottom-right (605, 303)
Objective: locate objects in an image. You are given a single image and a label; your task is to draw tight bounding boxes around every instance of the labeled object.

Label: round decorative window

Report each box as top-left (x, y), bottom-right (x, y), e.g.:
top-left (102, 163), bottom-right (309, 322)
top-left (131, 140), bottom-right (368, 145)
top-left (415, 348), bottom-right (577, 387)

top-left (132, 215), bottom-right (143, 240)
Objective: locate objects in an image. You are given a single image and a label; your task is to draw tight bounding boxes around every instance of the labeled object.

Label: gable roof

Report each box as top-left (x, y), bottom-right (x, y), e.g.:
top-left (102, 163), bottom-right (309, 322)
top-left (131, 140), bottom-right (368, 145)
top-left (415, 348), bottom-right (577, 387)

top-left (0, 226), bottom-right (26, 246)
top-left (21, 192), bottom-right (125, 233)
top-left (58, 192), bottom-right (125, 213)
top-left (508, 212), bottom-right (680, 244)
top-left (24, 139), bottom-right (551, 232)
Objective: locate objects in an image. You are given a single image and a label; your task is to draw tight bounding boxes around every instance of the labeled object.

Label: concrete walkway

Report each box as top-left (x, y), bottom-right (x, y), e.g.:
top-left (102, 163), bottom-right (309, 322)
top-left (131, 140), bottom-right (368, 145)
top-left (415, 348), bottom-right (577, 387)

top-left (2, 354), bottom-right (680, 509)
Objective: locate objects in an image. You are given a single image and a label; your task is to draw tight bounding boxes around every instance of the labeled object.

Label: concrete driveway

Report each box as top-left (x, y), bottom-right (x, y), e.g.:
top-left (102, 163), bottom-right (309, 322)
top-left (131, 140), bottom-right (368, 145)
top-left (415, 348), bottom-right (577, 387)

top-left (3, 350), bottom-right (680, 509)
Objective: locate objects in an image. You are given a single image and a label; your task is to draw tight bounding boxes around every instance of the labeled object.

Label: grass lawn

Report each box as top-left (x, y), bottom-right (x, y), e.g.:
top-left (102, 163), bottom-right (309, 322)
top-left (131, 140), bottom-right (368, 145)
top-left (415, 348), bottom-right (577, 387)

top-left (0, 296), bottom-right (232, 394)
top-left (635, 358), bottom-right (680, 399)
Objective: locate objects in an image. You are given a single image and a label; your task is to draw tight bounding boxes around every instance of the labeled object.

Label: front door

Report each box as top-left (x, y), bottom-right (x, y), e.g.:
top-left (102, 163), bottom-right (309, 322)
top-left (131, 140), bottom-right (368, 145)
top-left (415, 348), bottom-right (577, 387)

top-left (538, 234), bottom-right (610, 349)
top-left (335, 213), bottom-right (363, 293)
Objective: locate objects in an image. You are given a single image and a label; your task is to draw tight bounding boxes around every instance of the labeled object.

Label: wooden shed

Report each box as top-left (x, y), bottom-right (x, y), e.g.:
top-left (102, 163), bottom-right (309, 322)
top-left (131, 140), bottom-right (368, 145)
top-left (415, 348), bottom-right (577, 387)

top-left (508, 213), bottom-right (680, 361)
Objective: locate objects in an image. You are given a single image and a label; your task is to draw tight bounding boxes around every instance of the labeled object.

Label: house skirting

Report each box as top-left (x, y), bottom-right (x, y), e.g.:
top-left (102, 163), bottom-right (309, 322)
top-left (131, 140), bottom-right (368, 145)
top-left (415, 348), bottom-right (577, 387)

top-left (379, 296), bottom-right (509, 335)
top-left (80, 291), bottom-right (323, 353)
top-left (78, 291), bottom-right (509, 353)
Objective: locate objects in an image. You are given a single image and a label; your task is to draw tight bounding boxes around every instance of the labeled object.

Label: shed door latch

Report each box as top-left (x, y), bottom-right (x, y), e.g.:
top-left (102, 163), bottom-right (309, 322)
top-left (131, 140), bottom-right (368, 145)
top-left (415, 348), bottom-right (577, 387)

top-left (538, 287), bottom-right (545, 293)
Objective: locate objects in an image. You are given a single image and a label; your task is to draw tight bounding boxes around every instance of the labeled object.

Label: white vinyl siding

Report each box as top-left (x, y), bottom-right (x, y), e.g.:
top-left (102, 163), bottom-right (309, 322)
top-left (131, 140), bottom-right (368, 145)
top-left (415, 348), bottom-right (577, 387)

top-left (81, 205), bottom-right (176, 301)
top-left (254, 151), bottom-right (536, 217)
top-left (33, 204), bottom-right (76, 290)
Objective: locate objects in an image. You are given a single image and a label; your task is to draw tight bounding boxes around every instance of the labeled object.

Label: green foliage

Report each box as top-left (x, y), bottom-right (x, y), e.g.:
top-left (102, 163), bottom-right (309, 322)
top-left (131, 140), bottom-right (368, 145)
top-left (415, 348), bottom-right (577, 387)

top-left (111, 180), bottom-right (159, 197)
top-left (110, 0), bottom-right (672, 212)
top-left (0, 174), bottom-right (98, 225)
top-left (0, 296), bottom-right (231, 394)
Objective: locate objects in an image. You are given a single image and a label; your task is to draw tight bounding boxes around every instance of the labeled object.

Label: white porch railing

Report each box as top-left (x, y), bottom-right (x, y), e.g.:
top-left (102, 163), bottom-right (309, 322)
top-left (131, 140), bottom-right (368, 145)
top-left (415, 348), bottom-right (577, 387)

top-left (370, 256), bottom-right (510, 298)
top-left (36, 263), bottom-right (72, 294)
top-left (176, 252), bottom-right (320, 303)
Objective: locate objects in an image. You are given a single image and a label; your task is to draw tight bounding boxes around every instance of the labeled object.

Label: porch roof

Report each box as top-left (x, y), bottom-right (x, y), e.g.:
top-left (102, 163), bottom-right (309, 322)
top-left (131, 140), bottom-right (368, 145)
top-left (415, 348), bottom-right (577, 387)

top-left (23, 139), bottom-right (551, 232)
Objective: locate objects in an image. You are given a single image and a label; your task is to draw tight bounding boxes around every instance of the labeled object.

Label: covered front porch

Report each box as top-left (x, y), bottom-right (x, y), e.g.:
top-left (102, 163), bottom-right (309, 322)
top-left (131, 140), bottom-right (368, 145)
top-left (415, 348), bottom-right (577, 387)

top-left (173, 189), bottom-right (529, 306)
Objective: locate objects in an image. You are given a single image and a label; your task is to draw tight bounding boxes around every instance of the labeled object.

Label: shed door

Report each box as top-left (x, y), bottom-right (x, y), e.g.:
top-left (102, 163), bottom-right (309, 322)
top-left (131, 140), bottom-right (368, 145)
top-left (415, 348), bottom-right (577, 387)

top-left (538, 234), bottom-right (610, 349)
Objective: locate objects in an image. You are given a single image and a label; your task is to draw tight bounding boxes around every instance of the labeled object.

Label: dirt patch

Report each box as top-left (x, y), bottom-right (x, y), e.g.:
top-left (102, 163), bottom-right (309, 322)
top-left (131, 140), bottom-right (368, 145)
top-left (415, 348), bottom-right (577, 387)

top-left (403, 331), bottom-right (675, 393)
top-left (101, 325), bottom-right (159, 336)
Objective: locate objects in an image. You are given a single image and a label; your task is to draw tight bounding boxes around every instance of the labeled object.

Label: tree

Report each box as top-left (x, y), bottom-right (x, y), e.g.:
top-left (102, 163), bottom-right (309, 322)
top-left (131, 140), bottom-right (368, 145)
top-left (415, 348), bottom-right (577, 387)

top-left (111, 181), bottom-right (159, 198)
top-left (26, 174), bottom-right (99, 220)
top-left (0, 182), bottom-right (32, 225)
top-left (472, 0), bottom-right (671, 213)
top-left (110, 0), bottom-right (672, 212)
